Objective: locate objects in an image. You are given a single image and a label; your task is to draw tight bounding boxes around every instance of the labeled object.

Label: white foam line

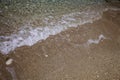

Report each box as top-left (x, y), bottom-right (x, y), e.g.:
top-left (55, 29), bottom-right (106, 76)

top-left (87, 34), bottom-right (106, 45)
top-left (0, 7), bottom-right (108, 54)
top-left (6, 67), bottom-right (18, 80)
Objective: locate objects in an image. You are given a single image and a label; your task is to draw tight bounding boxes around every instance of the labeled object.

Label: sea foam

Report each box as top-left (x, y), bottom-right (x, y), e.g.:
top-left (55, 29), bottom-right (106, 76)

top-left (0, 6), bottom-right (115, 54)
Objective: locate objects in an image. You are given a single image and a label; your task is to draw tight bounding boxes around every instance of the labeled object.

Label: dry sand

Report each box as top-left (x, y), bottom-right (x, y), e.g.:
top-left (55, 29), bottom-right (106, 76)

top-left (0, 3), bottom-right (120, 80)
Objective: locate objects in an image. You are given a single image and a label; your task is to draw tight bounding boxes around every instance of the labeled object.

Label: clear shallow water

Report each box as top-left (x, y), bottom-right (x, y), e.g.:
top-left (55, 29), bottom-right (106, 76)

top-left (0, 1), bottom-right (116, 54)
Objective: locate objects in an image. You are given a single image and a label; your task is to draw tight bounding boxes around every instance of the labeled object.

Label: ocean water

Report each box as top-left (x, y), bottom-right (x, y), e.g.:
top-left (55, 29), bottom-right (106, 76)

top-left (0, 0), bottom-right (117, 54)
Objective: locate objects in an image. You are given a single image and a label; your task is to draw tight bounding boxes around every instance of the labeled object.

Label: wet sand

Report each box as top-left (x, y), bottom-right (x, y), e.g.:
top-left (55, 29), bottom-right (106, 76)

top-left (0, 3), bottom-right (120, 80)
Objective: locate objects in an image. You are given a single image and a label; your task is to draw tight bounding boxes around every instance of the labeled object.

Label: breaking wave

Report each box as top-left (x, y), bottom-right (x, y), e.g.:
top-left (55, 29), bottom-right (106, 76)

top-left (0, 4), bottom-right (119, 54)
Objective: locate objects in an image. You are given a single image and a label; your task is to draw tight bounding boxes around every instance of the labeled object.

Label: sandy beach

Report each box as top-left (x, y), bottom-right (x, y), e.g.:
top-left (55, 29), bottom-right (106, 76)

top-left (0, 2), bottom-right (120, 80)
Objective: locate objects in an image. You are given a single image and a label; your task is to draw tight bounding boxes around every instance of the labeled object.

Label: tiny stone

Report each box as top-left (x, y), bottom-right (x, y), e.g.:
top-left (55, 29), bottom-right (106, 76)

top-left (6, 58), bottom-right (13, 65)
top-left (45, 55), bottom-right (48, 57)
top-left (96, 75), bottom-right (99, 78)
top-left (104, 72), bottom-right (108, 75)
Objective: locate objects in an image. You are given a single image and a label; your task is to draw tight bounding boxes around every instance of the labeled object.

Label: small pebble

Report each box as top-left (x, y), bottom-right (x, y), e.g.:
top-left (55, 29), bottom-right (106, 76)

top-left (45, 54), bottom-right (48, 57)
top-left (96, 75), bottom-right (99, 78)
top-left (6, 58), bottom-right (13, 65)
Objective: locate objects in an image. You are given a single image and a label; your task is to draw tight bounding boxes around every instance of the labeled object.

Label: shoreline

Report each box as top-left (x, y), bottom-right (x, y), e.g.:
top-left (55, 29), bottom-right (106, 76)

top-left (0, 3), bottom-right (107, 55)
top-left (0, 4), bottom-right (120, 80)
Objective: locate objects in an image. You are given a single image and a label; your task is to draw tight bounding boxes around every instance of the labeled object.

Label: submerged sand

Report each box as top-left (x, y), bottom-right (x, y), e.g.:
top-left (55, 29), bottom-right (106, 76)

top-left (0, 3), bottom-right (120, 80)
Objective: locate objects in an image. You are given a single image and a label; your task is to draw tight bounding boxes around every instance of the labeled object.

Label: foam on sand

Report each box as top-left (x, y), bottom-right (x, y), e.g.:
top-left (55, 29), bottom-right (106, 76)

top-left (87, 34), bottom-right (106, 45)
top-left (0, 5), bottom-right (119, 55)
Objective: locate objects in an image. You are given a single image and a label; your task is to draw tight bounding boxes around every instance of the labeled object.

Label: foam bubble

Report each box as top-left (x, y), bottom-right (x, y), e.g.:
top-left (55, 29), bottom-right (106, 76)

top-left (87, 34), bottom-right (106, 45)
